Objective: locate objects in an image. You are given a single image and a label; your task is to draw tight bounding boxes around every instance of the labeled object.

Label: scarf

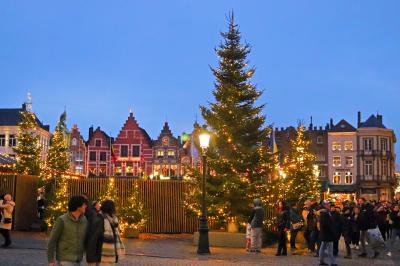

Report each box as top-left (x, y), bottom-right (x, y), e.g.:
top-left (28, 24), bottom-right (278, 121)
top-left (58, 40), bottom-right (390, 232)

top-left (101, 214), bottom-right (125, 263)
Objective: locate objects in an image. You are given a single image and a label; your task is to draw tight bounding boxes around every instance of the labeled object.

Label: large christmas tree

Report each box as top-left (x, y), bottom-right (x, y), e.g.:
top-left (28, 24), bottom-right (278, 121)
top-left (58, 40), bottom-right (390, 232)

top-left (46, 111), bottom-right (70, 177)
top-left (13, 110), bottom-right (42, 175)
top-left (45, 176), bottom-right (70, 227)
top-left (198, 13), bottom-right (272, 226)
top-left (283, 124), bottom-right (321, 204)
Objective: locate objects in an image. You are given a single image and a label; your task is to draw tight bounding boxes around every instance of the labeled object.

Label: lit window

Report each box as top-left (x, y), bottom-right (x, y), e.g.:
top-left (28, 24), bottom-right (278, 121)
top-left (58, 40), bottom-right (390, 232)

top-left (345, 156), bottom-right (353, 167)
top-left (333, 172), bottom-right (341, 184)
top-left (345, 172), bottom-right (353, 184)
top-left (8, 135), bottom-right (16, 147)
top-left (332, 142), bottom-right (341, 151)
top-left (72, 138), bottom-right (77, 146)
top-left (333, 156), bottom-right (341, 167)
top-left (168, 150), bottom-right (175, 157)
top-left (157, 150), bottom-right (164, 157)
top-left (344, 141), bottom-right (353, 151)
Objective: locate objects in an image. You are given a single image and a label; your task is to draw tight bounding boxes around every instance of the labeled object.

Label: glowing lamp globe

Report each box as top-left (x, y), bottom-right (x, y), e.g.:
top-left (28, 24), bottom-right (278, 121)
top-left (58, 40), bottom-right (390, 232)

top-left (199, 133), bottom-right (210, 149)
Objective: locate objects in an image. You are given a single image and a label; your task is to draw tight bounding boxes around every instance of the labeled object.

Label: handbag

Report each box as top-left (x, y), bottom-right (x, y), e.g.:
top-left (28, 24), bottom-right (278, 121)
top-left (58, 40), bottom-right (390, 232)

top-left (291, 221), bottom-right (303, 230)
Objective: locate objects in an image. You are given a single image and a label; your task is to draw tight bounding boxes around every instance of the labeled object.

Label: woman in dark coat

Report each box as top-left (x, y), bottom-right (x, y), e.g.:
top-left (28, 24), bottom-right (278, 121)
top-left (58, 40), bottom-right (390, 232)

top-left (341, 206), bottom-right (353, 258)
top-left (275, 201), bottom-right (290, 256)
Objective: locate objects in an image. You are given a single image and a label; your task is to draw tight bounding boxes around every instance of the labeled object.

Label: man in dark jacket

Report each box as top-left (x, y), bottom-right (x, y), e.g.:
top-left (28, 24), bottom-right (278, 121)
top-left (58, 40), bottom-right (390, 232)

top-left (306, 200), bottom-right (319, 253)
top-left (357, 198), bottom-right (379, 258)
top-left (248, 198), bottom-right (264, 253)
top-left (275, 201), bottom-right (290, 256)
top-left (318, 200), bottom-right (337, 266)
top-left (341, 206), bottom-right (353, 258)
top-left (388, 204), bottom-right (400, 256)
top-left (330, 204), bottom-right (342, 257)
top-left (289, 202), bottom-right (302, 251)
top-left (86, 210), bottom-right (105, 264)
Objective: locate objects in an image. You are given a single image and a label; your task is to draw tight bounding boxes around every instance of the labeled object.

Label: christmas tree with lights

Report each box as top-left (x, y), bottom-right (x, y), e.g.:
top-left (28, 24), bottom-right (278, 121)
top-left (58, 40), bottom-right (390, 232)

top-left (198, 13), bottom-right (273, 227)
top-left (119, 182), bottom-right (148, 234)
top-left (46, 111), bottom-right (70, 178)
top-left (13, 110), bottom-right (42, 175)
top-left (45, 177), bottom-right (70, 227)
top-left (100, 177), bottom-right (119, 203)
top-left (283, 124), bottom-right (321, 204)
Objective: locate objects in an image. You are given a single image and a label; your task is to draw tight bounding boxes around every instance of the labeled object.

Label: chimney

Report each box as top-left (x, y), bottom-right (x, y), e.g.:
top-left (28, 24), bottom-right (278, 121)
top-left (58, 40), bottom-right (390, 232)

top-left (89, 126), bottom-right (94, 139)
top-left (325, 123), bottom-right (330, 130)
top-left (357, 111), bottom-right (361, 127)
top-left (377, 114), bottom-right (383, 125)
top-left (275, 127), bottom-right (278, 132)
top-left (309, 116), bottom-right (313, 130)
top-left (330, 118), bottom-right (334, 129)
top-left (319, 126), bottom-right (322, 130)
top-left (314, 126), bottom-right (317, 130)
top-left (178, 136), bottom-right (181, 145)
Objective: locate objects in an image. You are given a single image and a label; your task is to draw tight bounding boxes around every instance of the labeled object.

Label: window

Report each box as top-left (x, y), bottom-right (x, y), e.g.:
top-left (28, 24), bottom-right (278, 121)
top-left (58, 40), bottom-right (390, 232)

top-left (89, 151), bottom-right (96, 161)
top-left (95, 139), bottom-right (101, 147)
top-left (8, 135), bottom-right (16, 147)
top-left (75, 165), bottom-right (83, 174)
top-left (332, 142), bottom-right (341, 151)
top-left (0, 135), bottom-right (5, 146)
top-left (382, 160), bottom-right (388, 176)
top-left (157, 150), bottom-right (164, 158)
top-left (333, 172), bottom-right (341, 184)
top-left (132, 145), bottom-right (140, 157)
top-left (364, 138), bottom-right (373, 151)
top-left (316, 153), bottom-right (325, 162)
top-left (75, 152), bottom-right (83, 162)
top-left (316, 136), bottom-right (323, 144)
top-left (168, 150), bottom-right (175, 157)
top-left (381, 138), bottom-right (388, 151)
top-left (345, 172), bottom-right (353, 184)
top-left (100, 152), bottom-right (107, 161)
top-left (365, 160), bottom-right (373, 176)
top-left (345, 156), bottom-right (353, 167)
top-left (72, 138), bottom-right (77, 146)
top-left (333, 156), bottom-right (341, 167)
top-left (344, 141), bottom-right (353, 151)
top-left (319, 167), bottom-right (326, 177)
top-left (120, 145), bottom-right (128, 157)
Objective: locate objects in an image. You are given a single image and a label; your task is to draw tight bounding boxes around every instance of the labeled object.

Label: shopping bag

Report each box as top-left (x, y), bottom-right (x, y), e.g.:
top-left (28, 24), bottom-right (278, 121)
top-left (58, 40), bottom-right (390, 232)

top-left (367, 227), bottom-right (385, 248)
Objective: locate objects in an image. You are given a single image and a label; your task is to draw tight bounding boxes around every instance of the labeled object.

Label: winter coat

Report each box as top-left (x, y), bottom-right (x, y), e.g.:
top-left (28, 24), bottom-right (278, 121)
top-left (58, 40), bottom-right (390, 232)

top-left (375, 205), bottom-right (389, 226)
top-left (331, 211), bottom-right (342, 239)
top-left (358, 203), bottom-right (376, 231)
top-left (290, 208), bottom-right (302, 223)
top-left (86, 212), bottom-right (105, 263)
top-left (341, 213), bottom-right (352, 238)
top-left (306, 204), bottom-right (318, 230)
top-left (249, 206), bottom-right (264, 229)
top-left (388, 211), bottom-right (400, 229)
top-left (0, 200), bottom-right (15, 230)
top-left (47, 213), bottom-right (87, 264)
top-left (277, 207), bottom-right (290, 231)
top-left (318, 209), bottom-right (335, 242)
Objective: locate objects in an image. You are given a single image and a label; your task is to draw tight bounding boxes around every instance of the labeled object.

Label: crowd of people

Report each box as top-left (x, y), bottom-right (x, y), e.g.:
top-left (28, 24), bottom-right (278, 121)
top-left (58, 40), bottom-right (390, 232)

top-left (247, 192), bottom-right (400, 266)
top-left (47, 195), bottom-right (125, 266)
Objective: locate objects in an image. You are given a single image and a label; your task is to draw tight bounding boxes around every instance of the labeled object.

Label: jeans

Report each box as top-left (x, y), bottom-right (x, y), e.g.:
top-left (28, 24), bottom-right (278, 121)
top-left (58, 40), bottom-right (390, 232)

top-left (310, 229), bottom-right (319, 252)
top-left (0, 229), bottom-right (11, 245)
top-left (319, 241), bottom-right (336, 265)
top-left (352, 230), bottom-right (360, 246)
top-left (290, 229), bottom-right (299, 248)
top-left (277, 230), bottom-right (287, 255)
top-left (250, 227), bottom-right (262, 251)
top-left (390, 228), bottom-right (400, 251)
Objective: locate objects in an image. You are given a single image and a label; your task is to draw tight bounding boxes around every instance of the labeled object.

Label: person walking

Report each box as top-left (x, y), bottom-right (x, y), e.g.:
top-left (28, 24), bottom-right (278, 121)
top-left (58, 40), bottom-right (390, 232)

top-left (330, 204), bottom-right (342, 257)
top-left (248, 198), bottom-right (264, 253)
top-left (387, 204), bottom-right (400, 257)
top-left (357, 198), bottom-right (379, 258)
top-left (275, 201), bottom-right (290, 256)
top-left (351, 206), bottom-right (361, 250)
top-left (100, 200), bottom-right (125, 264)
top-left (318, 200), bottom-right (337, 266)
top-left (341, 206), bottom-right (353, 259)
top-left (47, 195), bottom-right (88, 266)
top-left (0, 194), bottom-right (15, 247)
top-left (375, 201), bottom-right (390, 241)
top-left (289, 202), bottom-right (302, 251)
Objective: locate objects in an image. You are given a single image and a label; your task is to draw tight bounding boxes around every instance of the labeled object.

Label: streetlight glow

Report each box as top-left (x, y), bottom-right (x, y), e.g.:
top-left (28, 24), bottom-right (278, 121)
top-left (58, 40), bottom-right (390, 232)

top-left (199, 133), bottom-right (210, 150)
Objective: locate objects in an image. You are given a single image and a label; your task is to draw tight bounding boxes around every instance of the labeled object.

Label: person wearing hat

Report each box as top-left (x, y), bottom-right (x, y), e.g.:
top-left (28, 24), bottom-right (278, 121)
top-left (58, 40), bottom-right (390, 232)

top-left (318, 200), bottom-right (337, 266)
top-left (248, 198), bottom-right (264, 253)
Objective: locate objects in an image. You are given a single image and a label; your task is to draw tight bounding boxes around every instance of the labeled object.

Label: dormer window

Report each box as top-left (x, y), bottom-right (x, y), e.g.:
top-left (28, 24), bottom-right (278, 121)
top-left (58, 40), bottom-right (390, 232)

top-left (95, 139), bottom-right (101, 147)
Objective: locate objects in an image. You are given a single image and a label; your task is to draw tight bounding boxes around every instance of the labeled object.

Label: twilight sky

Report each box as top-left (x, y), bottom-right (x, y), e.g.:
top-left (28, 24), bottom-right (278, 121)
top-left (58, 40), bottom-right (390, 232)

top-left (0, 1), bottom-right (399, 164)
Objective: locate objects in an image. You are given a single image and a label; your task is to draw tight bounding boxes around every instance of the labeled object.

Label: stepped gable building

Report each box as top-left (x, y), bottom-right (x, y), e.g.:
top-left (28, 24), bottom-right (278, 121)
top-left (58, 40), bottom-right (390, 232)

top-left (87, 126), bottom-right (114, 177)
top-left (0, 103), bottom-right (50, 161)
top-left (69, 124), bottom-right (87, 175)
top-left (112, 112), bottom-right (153, 177)
top-left (152, 122), bottom-right (182, 179)
top-left (327, 119), bottom-right (358, 200)
top-left (357, 112), bottom-right (397, 201)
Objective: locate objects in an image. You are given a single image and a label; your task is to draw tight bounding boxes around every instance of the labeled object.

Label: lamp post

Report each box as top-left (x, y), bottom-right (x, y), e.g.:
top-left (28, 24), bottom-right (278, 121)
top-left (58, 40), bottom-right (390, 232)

top-left (197, 132), bottom-right (210, 254)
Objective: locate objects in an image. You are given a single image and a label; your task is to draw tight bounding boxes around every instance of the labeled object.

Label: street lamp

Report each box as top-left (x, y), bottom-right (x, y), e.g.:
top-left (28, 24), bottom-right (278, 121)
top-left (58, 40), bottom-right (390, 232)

top-left (197, 131), bottom-right (210, 254)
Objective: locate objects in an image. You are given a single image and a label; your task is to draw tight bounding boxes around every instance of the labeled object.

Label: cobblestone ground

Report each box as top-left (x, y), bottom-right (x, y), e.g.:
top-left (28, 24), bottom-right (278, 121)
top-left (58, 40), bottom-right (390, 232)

top-left (0, 232), bottom-right (399, 266)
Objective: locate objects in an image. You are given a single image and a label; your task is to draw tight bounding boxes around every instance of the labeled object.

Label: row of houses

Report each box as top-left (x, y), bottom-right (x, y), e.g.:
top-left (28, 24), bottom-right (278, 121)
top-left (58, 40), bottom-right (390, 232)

top-left (273, 113), bottom-right (397, 201)
top-left (0, 102), bottom-right (398, 200)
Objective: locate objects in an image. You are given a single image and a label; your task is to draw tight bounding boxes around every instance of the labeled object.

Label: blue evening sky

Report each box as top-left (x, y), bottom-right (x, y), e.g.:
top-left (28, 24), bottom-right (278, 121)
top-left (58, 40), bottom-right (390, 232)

top-left (0, 1), bottom-right (399, 165)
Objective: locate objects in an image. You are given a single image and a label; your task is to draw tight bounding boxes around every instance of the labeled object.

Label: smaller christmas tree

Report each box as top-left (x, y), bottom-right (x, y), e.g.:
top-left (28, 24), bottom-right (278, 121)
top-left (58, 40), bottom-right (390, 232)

top-left (13, 110), bottom-right (42, 175)
top-left (99, 177), bottom-right (119, 204)
top-left (46, 111), bottom-right (70, 178)
top-left (119, 182), bottom-right (148, 234)
top-left (283, 124), bottom-right (321, 204)
top-left (45, 177), bottom-right (70, 227)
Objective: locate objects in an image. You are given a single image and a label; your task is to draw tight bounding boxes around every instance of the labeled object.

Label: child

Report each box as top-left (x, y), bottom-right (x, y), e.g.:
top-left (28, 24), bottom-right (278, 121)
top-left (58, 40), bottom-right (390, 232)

top-left (246, 223), bottom-right (251, 252)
